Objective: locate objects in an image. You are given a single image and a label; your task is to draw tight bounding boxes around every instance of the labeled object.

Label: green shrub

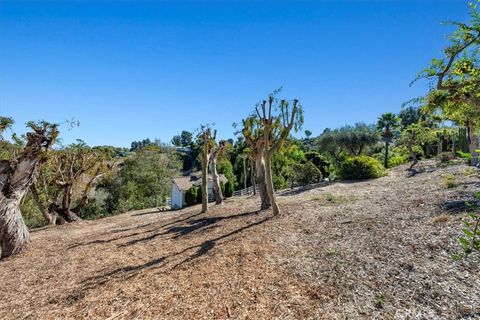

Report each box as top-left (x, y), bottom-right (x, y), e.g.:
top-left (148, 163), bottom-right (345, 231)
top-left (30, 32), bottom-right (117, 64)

top-left (196, 186), bottom-right (203, 203)
top-left (388, 155), bottom-right (408, 167)
top-left (273, 174), bottom-right (287, 190)
top-left (304, 151), bottom-right (330, 178)
top-left (339, 155), bottom-right (386, 180)
top-left (185, 186), bottom-right (198, 205)
top-left (288, 161), bottom-right (323, 186)
top-left (224, 180), bottom-right (234, 198)
top-left (452, 192), bottom-right (480, 262)
top-left (437, 152), bottom-right (455, 163)
top-left (220, 181), bottom-right (226, 195)
top-left (457, 151), bottom-right (472, 163)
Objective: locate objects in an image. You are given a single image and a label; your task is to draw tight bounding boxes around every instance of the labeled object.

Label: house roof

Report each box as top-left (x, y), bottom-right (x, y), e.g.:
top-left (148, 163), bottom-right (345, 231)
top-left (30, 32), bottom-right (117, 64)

top-left (171, 172), bottom-right (228, 191)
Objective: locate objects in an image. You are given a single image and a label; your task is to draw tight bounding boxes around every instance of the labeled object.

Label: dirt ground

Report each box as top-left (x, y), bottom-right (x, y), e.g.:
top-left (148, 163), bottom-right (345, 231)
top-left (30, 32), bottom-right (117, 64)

top-left (1, 161), bottom-right (479, 319)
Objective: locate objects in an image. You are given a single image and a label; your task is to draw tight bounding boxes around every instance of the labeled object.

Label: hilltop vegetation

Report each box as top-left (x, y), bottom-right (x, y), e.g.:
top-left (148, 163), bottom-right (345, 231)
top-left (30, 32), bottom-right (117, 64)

top-left (0, 161), bottom-right (478, 319)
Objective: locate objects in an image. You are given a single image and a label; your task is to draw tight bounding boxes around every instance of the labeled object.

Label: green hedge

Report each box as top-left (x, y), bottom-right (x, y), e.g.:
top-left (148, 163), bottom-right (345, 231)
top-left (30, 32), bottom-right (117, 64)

top-left (224, 180), bottom-right (234, 198)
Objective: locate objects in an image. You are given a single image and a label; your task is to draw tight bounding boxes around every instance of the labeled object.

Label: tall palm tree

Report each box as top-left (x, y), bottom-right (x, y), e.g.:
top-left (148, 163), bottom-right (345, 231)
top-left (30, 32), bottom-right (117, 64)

top-left (377, 113), bottom-right (401, 168)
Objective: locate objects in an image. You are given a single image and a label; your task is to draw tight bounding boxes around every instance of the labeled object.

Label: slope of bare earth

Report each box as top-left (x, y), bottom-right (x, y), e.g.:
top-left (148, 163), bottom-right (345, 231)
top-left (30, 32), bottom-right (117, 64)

top-left (0, 160), bottom-right (479, 319)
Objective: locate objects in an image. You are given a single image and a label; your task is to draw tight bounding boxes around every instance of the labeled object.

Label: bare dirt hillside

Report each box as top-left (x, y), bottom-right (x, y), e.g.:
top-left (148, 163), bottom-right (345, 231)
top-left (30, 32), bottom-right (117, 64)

top-left (1, 161), bottom-right (479, 319)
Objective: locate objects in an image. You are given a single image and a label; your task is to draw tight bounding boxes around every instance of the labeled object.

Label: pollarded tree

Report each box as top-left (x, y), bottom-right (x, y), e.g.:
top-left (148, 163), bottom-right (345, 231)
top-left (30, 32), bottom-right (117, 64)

top-left (0, 120), bottom-right (58, 259)
top-left (377, 113), bottom-right (401, 168)
top-left (415, 1), bottom-right (480, 165)
top-left (209, 140), bottom-right (228, 205)
top-left (256, 96), bottom-right (303, 215)
top-left (200, 127), bottom-right (212, 213)
top-left (241, 116), bottom-right (271, 210)
top-left (199, 126), bottom-right (226, 212)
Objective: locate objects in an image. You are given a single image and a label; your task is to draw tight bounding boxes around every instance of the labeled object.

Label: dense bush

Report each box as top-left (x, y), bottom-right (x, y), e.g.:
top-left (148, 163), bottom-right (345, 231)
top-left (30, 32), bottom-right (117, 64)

top-left (196, 186), bottom-right (203, 203)
top-left (339, 155), bottom-right (386, 180)
top-left (288, 161), bottom-right (323, 187)
top-left (273, 174), bottom-right (287, 190)
top-left (224, 180), bottom-right (234, 198)
top-left (185, 186), bottom-right (198, 205)
top-left (304, 151), bottom-right (330, 178)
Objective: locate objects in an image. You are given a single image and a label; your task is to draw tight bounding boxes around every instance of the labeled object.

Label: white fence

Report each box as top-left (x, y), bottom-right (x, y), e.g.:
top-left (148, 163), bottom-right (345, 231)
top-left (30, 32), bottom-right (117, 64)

top-left (233, 185), bottom-right (258, 197)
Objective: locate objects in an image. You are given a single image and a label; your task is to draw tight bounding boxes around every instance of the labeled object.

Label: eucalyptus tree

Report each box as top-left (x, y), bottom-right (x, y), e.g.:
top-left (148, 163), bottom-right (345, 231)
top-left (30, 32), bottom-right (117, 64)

top-left (0, 120), bottom-right (58, 259)
top-left (256, 96), bottom-right (303, 215)
top-left (377, 113), bottom-right (401, 168)
top-left (415, 1), bottom-right (480, 165)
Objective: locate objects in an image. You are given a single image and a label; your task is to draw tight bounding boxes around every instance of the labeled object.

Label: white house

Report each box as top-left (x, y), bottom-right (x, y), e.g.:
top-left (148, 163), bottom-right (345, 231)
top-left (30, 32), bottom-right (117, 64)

top-left (171, 172), bottom-right (228, 209)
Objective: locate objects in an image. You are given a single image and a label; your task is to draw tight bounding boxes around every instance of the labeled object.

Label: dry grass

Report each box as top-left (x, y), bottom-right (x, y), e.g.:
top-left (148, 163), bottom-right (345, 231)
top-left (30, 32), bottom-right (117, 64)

top-left (0, 160), bottom-right (479, 319)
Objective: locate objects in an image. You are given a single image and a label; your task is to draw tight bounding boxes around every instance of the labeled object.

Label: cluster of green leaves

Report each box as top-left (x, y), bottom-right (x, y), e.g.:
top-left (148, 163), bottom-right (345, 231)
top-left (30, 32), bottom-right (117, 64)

top-left (453, 192), bottom-right (480, 261)
top-left (316, 123), bottom-right (379, 163)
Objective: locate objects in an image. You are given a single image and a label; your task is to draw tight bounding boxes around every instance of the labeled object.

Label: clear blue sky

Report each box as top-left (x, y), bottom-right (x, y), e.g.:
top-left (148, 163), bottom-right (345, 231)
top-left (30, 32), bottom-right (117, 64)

top-left (0, 0), bottom-right (468, 147)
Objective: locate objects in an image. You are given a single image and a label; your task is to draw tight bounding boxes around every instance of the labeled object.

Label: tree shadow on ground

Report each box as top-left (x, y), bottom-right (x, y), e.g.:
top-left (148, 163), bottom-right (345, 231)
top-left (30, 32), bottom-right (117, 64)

top-left (118, 210), bottom-right (261, 247)
top-left (440, 198), bottom-right (480, 215)
top-left (278, 182), bottom-right (331, 197)
top-left (67, 211), bottom-right (204, 249)
top-left (81, 212), bottom-right (270, 291)
top-left (130, 208), bottom-right (170, 217)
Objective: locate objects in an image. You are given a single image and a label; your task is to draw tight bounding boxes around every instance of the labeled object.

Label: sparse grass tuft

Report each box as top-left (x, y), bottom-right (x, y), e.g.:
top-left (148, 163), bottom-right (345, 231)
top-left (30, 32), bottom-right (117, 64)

top-left (442, 173), bottom-right (457, 189)
top-left (373, 293), bottom-right (385, 309)
top-left (310, 193), bottom-right (353, 204)
top-left (432, 214), bottom-right (449, 224)
top-left (463, 167), bottom-right (478, 177)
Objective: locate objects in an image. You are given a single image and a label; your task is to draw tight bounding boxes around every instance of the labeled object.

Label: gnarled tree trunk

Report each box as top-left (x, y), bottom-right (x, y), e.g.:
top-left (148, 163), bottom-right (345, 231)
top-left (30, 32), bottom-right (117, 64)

top-left (201, 131), bottom-right (210, 213)
top-left (263, 153), bottom-right (279, 215)
top-left (0, 160), bottom-right (36, 258)
top-left (250, 157), bottom-right (256, 195)
top-left (255, 152), bottom-right (270, 210)
top-left (466, 120), bottom-right (479, 166)
top-left (0, 123), bottom-right (57, 258)
top-left (407, 140), bottom-right (418, 171)
top-left (209, 155), bottom-right (223, 205)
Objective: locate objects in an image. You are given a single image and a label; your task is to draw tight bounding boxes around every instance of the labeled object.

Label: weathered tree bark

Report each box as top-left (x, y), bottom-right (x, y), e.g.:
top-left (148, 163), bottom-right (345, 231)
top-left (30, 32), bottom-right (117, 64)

top-left (0, 123), bottom-right (57, 259)
top-left (466, 119), bottom-right (479, 166)
top-left (59, 184), bottom-right (81, 222)
top-left (210, 155), bottom-right (223, 205)
top-left (254, 151), bottom-right (270, 210)
top-left (263, 153), bottom-right (279, 215)
top-left (250, 157), bottom-right (256, 195)
top-left (201, 130), bottom-right (210, 213)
